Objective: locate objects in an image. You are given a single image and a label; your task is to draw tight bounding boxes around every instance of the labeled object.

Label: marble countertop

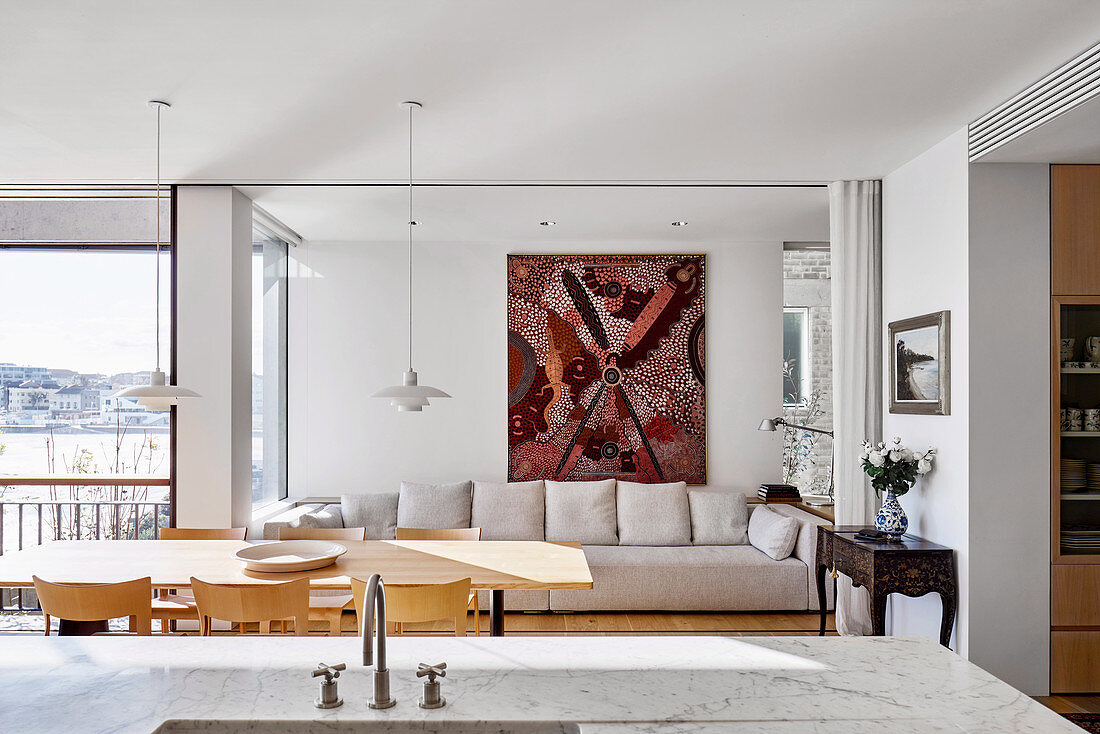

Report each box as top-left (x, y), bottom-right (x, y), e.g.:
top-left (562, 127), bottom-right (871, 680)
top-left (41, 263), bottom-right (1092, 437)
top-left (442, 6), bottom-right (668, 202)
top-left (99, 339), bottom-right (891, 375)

top-left (0, 634), bottom-right (1075, 733)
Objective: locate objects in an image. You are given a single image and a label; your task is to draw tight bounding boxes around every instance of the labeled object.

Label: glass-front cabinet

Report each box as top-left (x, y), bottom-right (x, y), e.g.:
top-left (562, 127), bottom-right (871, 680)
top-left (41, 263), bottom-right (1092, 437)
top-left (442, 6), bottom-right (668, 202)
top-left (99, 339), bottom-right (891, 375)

top-left (1054, 298), bottom-right (1100, 561)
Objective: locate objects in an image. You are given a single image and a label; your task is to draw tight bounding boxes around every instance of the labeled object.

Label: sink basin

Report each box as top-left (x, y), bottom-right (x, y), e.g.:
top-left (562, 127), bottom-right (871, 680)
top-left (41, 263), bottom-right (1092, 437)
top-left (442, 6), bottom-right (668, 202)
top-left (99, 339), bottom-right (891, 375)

top-left (155, 720), bottom-right (582, 734)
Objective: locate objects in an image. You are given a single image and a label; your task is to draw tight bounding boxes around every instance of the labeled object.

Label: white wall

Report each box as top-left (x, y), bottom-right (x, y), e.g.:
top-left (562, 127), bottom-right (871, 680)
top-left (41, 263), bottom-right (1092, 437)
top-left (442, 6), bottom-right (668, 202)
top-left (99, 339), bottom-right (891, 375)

top-left (967, 162), bottom-right (1050, 694)
top-left (883, 131), bottom-right (1051, 694)
top-left (288, 240), bottom-right (783, 495)
top-left (175, 186), bottom-right (254, 528)
top-left (882, 129), bottom-right (971, 653)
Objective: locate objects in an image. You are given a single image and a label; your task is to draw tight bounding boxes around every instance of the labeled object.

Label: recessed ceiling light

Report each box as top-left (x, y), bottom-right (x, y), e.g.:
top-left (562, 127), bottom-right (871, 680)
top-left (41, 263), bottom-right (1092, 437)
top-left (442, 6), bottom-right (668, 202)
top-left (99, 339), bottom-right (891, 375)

top-left (540, 221), bottom-right (556, 226)
top-left (671, 221), bottom-right (688, 227)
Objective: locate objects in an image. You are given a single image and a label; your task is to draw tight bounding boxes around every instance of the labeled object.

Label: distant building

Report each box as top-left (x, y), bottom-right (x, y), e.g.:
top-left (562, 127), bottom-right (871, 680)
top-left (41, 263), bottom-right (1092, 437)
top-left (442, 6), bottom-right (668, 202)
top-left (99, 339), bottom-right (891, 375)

top-left (49, 385), bottom-right (85, 416)
top-left (7, 381), bottom-right (56, 412)
top-left (0, 363), bottom-right (51, 383)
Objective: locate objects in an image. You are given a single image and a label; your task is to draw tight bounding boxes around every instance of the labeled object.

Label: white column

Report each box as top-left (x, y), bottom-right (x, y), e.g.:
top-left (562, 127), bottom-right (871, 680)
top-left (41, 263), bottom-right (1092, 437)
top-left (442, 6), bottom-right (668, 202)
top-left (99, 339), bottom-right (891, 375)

top-left (174, 186), bottom-right (253, 528)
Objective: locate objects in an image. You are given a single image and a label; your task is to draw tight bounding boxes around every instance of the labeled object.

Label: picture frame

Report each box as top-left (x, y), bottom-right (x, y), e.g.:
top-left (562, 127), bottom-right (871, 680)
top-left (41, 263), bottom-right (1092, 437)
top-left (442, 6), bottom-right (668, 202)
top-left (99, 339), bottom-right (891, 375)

top-left (889, 310), bottom-right (950, 415)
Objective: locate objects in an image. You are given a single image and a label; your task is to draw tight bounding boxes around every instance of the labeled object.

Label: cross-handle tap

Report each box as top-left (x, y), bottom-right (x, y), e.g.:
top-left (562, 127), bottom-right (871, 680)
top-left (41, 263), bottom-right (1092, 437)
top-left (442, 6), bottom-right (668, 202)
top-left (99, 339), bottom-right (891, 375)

top-left (311, 662), bottom-right (345, 709)
top-left (417, 661), bottom-right (448, 709)
top-left (360, 573), bottom-right (395, 709)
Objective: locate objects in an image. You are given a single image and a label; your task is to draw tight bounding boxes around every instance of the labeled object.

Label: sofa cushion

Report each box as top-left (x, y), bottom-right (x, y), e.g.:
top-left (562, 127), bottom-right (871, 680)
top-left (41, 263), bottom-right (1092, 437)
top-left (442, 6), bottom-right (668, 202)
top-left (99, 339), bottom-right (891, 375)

top-left (341, 493), bottom-right (399, 540)
top-left (549, 545), bottom-right (808, 611)
top-left (397, 481), bottom-right (473, 529)
top-left (293, 503), bottom-right (345, 530)
top-left (747, 505), bottom-right (800, 561)
top-left (688, 491), bottom-right (749, 545)
top-left (471, 480), bottom-right (545, 540)
top-left (616, 481), bottom-right (690, 546)
top-left (545, 480), bottom-right (618, 545)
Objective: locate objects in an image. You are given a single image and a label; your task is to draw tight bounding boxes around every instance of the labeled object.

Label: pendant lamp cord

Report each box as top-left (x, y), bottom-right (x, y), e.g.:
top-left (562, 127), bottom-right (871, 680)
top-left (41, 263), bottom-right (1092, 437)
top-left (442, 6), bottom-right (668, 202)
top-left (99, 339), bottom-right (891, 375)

top-left (154, 102), bottom-right (162, 374)
top-left (407, 102), bottom-right (414, 373)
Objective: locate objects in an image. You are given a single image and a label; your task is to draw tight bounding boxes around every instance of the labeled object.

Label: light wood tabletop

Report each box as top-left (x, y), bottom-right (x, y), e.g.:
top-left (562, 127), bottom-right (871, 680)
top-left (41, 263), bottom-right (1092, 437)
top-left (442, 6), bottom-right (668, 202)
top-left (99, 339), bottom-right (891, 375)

top-left (0, 539), bottom-right (594, 592)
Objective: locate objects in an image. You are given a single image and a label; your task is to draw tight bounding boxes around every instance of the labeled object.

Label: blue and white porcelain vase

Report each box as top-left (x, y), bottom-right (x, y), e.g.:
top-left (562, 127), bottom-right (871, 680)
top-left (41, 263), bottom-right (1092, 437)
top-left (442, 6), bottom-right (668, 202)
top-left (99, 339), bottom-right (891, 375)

top-left (874, 489), bottom-right (908, 538)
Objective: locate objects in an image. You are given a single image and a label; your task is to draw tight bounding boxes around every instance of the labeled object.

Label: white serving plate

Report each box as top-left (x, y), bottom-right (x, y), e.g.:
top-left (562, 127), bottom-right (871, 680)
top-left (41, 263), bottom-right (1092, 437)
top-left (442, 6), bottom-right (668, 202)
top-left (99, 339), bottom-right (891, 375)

top-left (234, 540), bottom-right (347, 572)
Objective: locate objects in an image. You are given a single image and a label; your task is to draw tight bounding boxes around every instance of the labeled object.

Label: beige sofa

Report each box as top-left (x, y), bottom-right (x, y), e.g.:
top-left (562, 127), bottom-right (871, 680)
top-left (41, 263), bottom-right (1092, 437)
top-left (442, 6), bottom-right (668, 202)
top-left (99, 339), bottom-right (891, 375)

top-left (263, 479), bottom-right (834, 613)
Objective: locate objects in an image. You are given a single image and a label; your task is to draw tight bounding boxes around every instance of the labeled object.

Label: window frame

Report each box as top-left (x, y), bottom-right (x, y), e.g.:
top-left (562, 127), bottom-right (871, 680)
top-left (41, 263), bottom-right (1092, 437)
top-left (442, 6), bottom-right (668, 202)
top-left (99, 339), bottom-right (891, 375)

top-left (782, 305), bottom-right (811, 408)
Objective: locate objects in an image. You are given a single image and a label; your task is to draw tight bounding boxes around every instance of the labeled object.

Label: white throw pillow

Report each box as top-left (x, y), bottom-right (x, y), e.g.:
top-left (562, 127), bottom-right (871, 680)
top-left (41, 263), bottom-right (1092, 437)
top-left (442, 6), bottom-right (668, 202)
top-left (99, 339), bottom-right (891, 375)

top-left (341, 493), bottom-right (399, 539)
top-left (545, 480), bottom-right (618, 545)
top-left (747, 505), bottom-right (800, 561)
top-left (397, 481), bottom-right (473, 529)
top-left (616, 481), bottom-right (690, 546)
top-left (471, 480), bottom-right (545, 540)
top-left (687, 491), bottom-right (749, 545)
top-left (294, 504), bottom-right (345, 530)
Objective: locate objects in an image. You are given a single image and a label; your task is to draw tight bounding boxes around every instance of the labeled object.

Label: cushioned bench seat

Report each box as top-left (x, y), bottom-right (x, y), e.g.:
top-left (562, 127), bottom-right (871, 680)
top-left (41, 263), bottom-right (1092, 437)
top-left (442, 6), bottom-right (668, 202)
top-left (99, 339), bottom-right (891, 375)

top-left (548, 544), bottom-right (810, 612)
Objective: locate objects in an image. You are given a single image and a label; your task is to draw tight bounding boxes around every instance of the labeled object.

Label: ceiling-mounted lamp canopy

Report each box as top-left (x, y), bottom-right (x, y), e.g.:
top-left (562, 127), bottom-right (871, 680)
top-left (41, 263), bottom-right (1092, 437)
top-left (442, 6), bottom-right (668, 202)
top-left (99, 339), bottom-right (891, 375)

top-left (370, 101), bottom-right (450, 412)
top-left (116, 100), bottom-right (200, 410)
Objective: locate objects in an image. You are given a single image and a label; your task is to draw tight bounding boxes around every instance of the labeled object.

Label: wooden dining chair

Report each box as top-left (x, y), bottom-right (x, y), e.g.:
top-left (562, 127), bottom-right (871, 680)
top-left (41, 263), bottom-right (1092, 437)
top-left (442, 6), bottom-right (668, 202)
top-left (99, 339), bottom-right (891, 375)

top-left (278, 526), bottom-right (367, 635)
top-left (153, 527), bottom-right (248, 633)
top-left (351, 576), bottom-right (472, 637)
top-left (190, 577), bottom-right (311, 636)
top-left (394, 526), bottom-right (483, 635)
top-left (33, 575), bottom-right (152, 636)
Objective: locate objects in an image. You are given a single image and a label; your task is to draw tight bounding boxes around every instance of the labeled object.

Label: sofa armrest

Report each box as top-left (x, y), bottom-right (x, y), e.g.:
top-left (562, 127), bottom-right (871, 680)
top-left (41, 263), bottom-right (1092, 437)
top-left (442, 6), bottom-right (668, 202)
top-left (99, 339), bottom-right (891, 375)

top-left (768, 503), bottom-right (834, 611)
top-left (261, 503), bottom-right (324, 540)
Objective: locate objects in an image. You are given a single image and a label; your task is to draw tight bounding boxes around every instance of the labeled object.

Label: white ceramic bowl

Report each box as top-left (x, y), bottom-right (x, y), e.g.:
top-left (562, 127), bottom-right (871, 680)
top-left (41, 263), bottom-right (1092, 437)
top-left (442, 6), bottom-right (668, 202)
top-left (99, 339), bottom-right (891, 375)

top-left (234, 540), bottom-right (347, 573)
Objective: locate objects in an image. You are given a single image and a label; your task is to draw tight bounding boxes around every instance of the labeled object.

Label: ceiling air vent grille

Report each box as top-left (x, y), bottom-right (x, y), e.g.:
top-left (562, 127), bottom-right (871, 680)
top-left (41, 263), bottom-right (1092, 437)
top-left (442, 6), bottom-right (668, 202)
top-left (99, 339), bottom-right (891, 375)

top-left (969, 41), bottom-right (1100, 162)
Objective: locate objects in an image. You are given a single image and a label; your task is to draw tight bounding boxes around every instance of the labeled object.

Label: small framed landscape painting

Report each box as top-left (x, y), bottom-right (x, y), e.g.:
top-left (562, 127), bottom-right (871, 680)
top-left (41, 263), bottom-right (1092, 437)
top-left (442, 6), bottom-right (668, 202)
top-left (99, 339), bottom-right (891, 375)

top-left (889, 310), bottom-right (950, 416)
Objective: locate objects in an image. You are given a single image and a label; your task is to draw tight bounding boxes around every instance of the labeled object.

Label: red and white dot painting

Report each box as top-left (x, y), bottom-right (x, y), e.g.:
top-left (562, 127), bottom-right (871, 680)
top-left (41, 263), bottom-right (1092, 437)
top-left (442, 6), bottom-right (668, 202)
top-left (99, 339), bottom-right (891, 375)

top-left (507, 254), bottom-right (706, 484)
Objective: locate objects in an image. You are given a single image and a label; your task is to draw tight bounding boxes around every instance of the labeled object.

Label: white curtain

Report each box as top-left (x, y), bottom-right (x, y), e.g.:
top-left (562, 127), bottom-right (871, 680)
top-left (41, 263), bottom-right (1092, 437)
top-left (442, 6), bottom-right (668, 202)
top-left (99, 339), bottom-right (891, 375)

top-left (829, 180), bottom-right (882, 636)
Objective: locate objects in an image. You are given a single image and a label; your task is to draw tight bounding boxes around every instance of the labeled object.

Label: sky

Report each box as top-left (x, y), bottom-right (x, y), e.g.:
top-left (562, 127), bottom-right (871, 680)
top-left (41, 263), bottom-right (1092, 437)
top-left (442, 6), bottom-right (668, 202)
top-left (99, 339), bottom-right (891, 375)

top-left (0, 250), bottom-right (264, 377)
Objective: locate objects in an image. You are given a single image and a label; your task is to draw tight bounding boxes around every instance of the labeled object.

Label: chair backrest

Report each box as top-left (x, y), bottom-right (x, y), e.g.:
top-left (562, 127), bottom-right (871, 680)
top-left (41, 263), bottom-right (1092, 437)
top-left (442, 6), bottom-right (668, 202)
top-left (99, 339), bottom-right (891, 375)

top-left (161, 527), bottom-right (247, 540)
top-left (351, 576), bottom-right (471, 636)
top-left (32, 575), bottom-right (152, 635)
top-left (189, 577), bottom-right (310, 636)
top-left (278, 527), bottom-right (366, 541)
top-left (395, 527), bottom-right (482, 541)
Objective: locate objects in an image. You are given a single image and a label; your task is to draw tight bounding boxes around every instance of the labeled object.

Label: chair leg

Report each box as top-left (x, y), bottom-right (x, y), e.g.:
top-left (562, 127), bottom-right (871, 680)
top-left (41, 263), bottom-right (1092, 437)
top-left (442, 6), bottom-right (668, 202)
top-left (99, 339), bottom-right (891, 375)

top-left (43, 613), bottom-right (50, 636)
top-left (455, 614), bottom-right (466, 637)
top-left (328, 610), bottom-right (341, 637)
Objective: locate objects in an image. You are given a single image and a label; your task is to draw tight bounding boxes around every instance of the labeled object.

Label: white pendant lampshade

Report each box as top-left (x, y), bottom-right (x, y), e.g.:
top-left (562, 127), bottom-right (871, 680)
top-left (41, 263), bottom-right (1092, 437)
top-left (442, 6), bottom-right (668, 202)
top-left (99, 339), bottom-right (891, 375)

top-left (371, 101), bottom-right (450, 411)
top-left (116, 100), bottom-right (200, 410)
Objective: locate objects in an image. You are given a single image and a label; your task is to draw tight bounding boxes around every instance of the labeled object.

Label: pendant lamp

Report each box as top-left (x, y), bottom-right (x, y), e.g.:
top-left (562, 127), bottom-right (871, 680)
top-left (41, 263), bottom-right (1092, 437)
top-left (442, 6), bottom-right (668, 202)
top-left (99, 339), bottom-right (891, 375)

top-left (116, 101), bottom-right (200, 411)
top-left (371, 101), bottom-right (450, 412)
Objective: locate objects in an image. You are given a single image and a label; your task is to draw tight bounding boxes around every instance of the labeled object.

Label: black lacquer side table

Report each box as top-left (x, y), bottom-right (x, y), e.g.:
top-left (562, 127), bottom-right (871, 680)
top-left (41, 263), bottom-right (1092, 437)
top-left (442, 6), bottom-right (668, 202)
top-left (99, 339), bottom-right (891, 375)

top-left (816, 525), bottom-right (957, 648)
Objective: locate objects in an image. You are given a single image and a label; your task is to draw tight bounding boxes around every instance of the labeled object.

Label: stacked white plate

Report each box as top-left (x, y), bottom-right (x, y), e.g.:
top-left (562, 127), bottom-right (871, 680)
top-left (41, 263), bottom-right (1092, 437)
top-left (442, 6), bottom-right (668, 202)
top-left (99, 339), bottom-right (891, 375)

top-left (1062, 526), bottom-right (1100, 552)
top-left (1088, 463), bottom-right (1100, 491)
top-left (234, 540), bottom-right (348, 572)
top-left (1062, 458), bottom-right (1087, 491)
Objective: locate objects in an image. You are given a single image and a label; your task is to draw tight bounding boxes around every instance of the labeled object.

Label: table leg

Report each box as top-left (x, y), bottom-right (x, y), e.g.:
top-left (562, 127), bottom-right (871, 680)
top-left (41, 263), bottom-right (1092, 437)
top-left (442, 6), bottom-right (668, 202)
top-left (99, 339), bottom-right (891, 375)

top-left (489, 589), bottom-right (505, 636)
top-left (817, 563), bottom-right (828, 636)
top-left (870, 588), bottom-right (889, 637)
top-left (938, 586), bottom-right (957, 649)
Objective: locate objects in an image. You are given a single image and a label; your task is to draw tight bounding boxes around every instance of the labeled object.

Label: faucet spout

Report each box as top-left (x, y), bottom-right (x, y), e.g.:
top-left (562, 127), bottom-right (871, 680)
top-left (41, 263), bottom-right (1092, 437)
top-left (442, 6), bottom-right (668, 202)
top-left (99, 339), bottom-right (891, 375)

top-left (360, 573), bottom-right (395, 708)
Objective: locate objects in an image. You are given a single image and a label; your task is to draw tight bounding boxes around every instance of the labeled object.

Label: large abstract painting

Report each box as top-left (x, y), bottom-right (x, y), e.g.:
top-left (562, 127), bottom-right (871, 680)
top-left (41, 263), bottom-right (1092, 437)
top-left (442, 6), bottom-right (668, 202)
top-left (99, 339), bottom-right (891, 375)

top-left (507, 254), bottom-right (706, 484)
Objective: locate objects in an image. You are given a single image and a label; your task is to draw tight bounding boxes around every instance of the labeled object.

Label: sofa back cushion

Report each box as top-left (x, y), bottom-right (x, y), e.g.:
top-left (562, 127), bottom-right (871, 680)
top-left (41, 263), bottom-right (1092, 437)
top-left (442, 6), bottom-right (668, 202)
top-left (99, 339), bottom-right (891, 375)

top-left (471, 480), bottom-right (545, 540)
top-left (617, 481), bottom-right (690, 546)
top-left (397, 480), bottom-right (473, 529)
top-left (293, 503), bottom-right (345, 530)
top-left (747, 504), bottom-right (800, 560)
top-left (688, 491), bottom-right (749, 545)
top-left (341, 493), bottom-right (399, 539)
top-left (545, 480), bottom-right (618, 545)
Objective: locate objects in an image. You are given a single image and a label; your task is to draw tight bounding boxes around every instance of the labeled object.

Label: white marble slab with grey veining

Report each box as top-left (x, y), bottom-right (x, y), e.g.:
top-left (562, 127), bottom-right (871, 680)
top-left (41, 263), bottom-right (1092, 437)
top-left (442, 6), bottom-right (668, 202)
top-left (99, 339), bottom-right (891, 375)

top-left (0, 634), bottom-right (1076, 733)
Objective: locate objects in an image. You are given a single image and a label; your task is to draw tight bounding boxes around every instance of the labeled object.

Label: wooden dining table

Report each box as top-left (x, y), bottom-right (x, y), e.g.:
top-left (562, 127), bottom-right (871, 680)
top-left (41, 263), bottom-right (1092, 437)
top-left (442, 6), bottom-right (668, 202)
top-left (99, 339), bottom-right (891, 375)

top-left (0, 539), bottom-right (594, 636)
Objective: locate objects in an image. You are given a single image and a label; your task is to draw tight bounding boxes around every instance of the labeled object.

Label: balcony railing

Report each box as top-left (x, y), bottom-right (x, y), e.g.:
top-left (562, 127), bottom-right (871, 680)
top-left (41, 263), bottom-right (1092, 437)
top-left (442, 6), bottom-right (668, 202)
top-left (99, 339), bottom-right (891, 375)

top-left (0, 476), bottom-right (170, 611)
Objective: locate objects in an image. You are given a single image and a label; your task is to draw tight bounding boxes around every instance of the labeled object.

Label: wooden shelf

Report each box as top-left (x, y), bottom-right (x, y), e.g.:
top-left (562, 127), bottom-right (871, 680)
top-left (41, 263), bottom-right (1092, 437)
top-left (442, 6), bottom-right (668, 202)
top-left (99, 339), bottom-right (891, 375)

top-left (1061, 432), bottom-right (1100, 437)
top-left (1062, 494), bottom-right (1100, 500)
top-left (1061, 367), bottom-right (1100, 373)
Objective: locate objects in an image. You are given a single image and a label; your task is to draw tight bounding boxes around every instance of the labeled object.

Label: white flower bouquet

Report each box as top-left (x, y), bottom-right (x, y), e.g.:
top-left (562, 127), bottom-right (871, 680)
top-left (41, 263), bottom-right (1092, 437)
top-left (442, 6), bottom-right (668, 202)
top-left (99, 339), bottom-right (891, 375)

top-left (859, 437), bottom-right (935, 497)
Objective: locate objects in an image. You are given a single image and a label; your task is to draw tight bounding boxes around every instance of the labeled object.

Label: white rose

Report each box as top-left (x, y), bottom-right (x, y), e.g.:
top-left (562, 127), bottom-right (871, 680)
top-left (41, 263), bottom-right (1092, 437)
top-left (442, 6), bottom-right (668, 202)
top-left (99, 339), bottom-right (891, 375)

top-left (877, 442), bottom-right (886, 449)
top-left (902, 449), bottom-right (915, 462)
top-left (859, 450), bottom-right (870, 461)
top-left (917, 459), bottom-right (932, 474)
top-left (869, 451), bottom-right (886, 467)
top-left (911, 450), bottom-right (924, 462)
top-left (892, 437), bottom-right (902, 445)
top-left (889, 449), bottom-right (904, 463)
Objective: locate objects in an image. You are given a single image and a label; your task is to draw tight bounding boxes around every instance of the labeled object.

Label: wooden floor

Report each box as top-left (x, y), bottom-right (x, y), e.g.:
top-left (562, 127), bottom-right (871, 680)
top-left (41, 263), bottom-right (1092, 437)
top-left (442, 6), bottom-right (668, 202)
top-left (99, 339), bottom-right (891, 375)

top-left (355, 610), bottom-right (835, 636)
top-left (1035, 695), bottom-right (1100, 715)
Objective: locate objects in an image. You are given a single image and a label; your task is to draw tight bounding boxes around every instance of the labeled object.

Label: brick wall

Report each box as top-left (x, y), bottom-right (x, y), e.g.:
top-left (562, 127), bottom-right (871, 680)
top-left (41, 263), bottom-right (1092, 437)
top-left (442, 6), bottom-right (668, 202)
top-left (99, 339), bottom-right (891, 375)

top-left (783, 249), bottom-right (833, 493)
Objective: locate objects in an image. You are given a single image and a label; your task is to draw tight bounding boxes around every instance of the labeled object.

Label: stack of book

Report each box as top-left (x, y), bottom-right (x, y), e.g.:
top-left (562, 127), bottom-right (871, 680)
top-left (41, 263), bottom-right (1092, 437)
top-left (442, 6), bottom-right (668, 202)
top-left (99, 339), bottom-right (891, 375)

top-left (758, 483), bottom-right (802, 503)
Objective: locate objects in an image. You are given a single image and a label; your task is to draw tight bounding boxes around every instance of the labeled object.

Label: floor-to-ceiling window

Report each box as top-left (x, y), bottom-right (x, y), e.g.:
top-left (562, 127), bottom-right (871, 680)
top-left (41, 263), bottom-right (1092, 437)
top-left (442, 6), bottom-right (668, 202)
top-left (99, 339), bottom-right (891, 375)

top-left (0, 190), bottom-right (172, 607)
top-left (252, 220), bottom-right (289, 507)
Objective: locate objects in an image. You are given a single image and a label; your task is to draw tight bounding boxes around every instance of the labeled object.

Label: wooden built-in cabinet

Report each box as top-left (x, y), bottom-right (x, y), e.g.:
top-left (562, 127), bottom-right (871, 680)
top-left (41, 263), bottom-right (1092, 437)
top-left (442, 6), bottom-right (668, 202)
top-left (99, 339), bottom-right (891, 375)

top-left (1052, 165), bottom-right (1100, 296)
top-left (1051, 165), bottom-right (1100, 693)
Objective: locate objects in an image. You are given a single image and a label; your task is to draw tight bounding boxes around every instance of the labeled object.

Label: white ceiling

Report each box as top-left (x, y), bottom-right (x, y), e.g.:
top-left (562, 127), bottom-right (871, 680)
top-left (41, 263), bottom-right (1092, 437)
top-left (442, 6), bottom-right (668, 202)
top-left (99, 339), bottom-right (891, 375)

top-left (4, 1), bottom-right (1100, 185)
top-left (238, 184), bottom-right (829, 243)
